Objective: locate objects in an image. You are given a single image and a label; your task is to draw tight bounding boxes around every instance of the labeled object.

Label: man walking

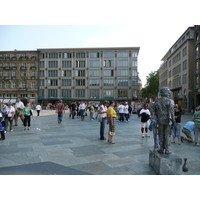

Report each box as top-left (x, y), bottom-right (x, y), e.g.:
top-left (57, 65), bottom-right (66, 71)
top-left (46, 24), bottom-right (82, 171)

top-left (56, 100), bottom-right (65, 123)
top-left (14, 97), bottom-right (24, 126)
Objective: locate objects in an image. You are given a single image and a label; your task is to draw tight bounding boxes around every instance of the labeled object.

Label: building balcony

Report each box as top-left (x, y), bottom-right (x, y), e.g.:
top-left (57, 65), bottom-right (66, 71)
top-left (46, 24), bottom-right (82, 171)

top-left (0, 57), bottom-right (3, 60)
top-left (11, 57), bottom-right (17, 60)
top-left (4, 66), bottom-right (10, 70)
top-left (21, 66), bottom-right (27, 70)
top-left (11, 66), bottom-right (17, 70)
top-left (0, 76), bottom-right (3, 79)
top-left (31, 56), bottom-right (37, 60)
top-left (4, 76), bottom-right (10, 79)
top-left (30, 66), bottom-right (37, 70)
top-left (19, 56), bottom-right (28, 60)
top-left (19, 88), bottom-right (27, 91)
top-left (31, 76), bottom-right (36, 79)
top-left (5, 57), bottom-right (10, 60)
top-left (0, 66), bottom-right (3, 70)
top-left (11, 76), bottom-right (16, 79)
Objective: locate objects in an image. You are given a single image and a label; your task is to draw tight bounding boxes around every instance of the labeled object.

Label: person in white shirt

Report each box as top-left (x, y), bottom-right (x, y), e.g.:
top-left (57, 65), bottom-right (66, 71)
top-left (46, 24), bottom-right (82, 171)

top-left (4, 102), bottom-right (15, 133)
top-left (118, 102), bottom-right (125, 122)
top-left (36, 104), bottom-right (42, 117)
top-left (14, 97), bottom-right (24, 126)
top-left (78, 101), bottom-right (86, 121)
top-left (124, 102), bottom-right (130, 121)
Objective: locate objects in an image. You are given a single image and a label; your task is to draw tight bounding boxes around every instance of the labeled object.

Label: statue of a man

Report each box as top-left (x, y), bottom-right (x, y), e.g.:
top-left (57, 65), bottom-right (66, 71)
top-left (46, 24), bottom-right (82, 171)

top-left (151, 87), bottom-right (175, 154)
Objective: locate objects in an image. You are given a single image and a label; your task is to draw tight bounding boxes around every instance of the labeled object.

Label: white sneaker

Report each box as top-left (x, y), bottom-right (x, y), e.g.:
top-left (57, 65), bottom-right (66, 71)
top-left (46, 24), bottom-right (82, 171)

top-left (145, 134), bottom-right (150, 137)
top-left (142, 134), bottom-right (145, 138)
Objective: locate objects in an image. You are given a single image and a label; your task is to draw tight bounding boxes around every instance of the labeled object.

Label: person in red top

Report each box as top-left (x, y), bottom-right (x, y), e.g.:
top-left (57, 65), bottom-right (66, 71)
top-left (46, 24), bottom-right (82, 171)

top-left (56, 100), bottom-right (65, 123)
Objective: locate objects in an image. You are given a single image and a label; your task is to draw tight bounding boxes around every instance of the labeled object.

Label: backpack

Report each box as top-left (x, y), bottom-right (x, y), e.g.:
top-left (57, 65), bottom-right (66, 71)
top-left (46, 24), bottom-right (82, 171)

top-left (0, 122), bottom-right (4, 131)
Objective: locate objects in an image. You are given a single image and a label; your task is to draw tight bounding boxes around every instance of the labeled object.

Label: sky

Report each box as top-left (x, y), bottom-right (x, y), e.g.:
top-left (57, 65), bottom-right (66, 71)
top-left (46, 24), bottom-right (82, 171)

top-left (0, 1), bottom-right (197, 87)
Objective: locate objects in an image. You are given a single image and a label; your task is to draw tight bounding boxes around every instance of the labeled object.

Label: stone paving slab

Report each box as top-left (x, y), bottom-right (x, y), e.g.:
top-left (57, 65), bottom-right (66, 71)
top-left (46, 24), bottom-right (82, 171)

top-left (0, 110), bottom-right (199, 175)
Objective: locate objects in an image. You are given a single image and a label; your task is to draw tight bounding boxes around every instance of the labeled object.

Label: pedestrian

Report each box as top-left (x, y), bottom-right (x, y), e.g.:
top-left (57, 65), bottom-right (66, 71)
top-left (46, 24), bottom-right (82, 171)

top-left (118, 102), bottom-right (125, 122)
top-left (192, 106), bottom-right (200, 146)
top-left (171, 104), bottom-right (183, 145)
top-left (71, 101), bottom-right (77, 119)
top-left (89, 103), bottom-right (95, 120)
top-left (14, 97), bottom-right (24, 126)
top-left (124, 102), bottom-right (130, 121)
top-left (4, 102), bottom-right (15, 133)
top-left (0, 102), bottom-right (7, 118)
top-left (0, 113), bottom-right (5, 140)
top-left (137, 104), bottom-right (142, 117)
top-left (78, 101), bottom-right (86, 121)
top-left (107, 101), bottom-right (116, 144)
top-left (22, 102), bottom-right (33, 130)
top-left (98, 101), bottom-right (108, 140)
top-left (181, 121), bottom-right (195, 143)
top-left (56, 100), bottom-right (65, 123)
top-left (140, 104), bottom-right (151, 138)
top-left (36, 104), bottom-right (42, 117)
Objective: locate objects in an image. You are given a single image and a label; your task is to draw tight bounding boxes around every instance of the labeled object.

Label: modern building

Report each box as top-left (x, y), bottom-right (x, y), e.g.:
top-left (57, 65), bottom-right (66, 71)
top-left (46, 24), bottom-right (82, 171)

top-left (159, 27), bottom-right (195, 111)
top-left (37, 47), bottom-right (140, 105)
top-left (0, 50), bottom-right (38, 104)
top-left (194, 25), bottom-right (200, 106)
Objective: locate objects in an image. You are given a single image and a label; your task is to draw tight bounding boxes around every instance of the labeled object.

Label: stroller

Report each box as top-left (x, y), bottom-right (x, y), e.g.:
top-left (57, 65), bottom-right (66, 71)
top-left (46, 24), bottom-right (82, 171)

top-left (0, 113), bottom-right (5, 140)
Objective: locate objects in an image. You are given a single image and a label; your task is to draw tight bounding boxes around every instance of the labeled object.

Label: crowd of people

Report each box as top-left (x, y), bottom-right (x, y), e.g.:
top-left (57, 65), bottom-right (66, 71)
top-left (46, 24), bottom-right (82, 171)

top-left (1, 97), bottom-right (200, 149)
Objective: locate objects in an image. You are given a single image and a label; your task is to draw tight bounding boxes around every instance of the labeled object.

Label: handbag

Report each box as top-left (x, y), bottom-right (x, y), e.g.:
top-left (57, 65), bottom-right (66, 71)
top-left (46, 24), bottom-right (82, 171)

top-left (98, 117), bottom-right (102, 122)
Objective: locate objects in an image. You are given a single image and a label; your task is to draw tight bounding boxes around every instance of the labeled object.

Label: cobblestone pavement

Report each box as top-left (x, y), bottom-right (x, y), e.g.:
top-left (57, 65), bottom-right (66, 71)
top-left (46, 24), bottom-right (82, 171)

top-left (0, 109), bottom-right (199, 175)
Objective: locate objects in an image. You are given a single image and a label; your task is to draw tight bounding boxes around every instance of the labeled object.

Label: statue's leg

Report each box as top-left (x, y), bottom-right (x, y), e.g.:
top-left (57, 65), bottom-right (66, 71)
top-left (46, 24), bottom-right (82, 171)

top-left (164, 125), bottom-right (172, 154)
top-left (157, 125), bottom-right (164, 154)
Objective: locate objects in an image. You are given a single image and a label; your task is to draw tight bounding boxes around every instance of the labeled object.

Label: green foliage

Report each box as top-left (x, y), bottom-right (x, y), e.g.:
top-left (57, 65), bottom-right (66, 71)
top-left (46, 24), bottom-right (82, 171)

top-left (141, 70), bottom-right (159, 98)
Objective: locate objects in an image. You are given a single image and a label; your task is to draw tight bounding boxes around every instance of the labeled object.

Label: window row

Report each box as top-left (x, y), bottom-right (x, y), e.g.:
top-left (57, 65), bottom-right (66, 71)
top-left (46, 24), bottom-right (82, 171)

top-left (0, 81), bottom-right (37, 89)
top-left (40, 51), bottom-right (138, 59)
top-left (0, 71), bottom-right (37, 77)
top-left (39, 69), bottom-right (138, 77)
top-left (39, 79), bottom-right (137, 86)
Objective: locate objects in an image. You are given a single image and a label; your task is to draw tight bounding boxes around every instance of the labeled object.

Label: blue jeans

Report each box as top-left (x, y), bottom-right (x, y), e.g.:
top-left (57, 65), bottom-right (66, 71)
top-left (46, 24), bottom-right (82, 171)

top-left (100, 117), bottom-right (106, 139)
top-left (58, 113), bottom-right (63, 123)
top-left (124, 113), bottom-right (129, 121)
top-left (72, 110), bottom-right (76, 119)
top-left (80, 109), bottom-right (85, 120)
top-left (152, 125), bottom-right (158, 146)
top-left (173, 123), bottom-right (181, 138)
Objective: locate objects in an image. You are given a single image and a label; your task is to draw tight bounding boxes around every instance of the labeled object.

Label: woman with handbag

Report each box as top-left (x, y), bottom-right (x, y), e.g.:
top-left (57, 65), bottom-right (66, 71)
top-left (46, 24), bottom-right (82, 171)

top-left (22, 102), bottom-right (33, 130)
top-left (98, 101), bottom-right (108, 140)
top-left (107, 101), bottom-right (117, 144)
top-left (4, 102), bottom-right (15, 133)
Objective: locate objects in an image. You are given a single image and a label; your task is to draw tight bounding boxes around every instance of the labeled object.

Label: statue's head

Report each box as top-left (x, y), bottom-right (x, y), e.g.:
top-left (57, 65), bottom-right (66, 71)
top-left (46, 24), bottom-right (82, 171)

top-left (160, 87), bottom-right (171, 97)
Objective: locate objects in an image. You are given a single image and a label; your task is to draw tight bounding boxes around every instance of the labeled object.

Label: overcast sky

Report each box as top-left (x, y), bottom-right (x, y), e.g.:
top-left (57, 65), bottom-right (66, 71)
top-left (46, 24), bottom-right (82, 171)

top-left (0, 0), bottom-right (196, 86)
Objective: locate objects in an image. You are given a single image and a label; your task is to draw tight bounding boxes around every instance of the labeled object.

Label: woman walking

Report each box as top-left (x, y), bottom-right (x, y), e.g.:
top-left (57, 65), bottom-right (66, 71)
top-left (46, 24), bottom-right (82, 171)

top-left (22, 102), bottom-right (33, 130)
top-left (4, 102), bottom-right (15, 133)
top-left (107, 101), bottom-right (116, 144)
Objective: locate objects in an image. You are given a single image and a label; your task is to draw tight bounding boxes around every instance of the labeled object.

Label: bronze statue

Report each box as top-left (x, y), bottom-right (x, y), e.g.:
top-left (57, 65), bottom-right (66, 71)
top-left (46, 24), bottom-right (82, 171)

top-left (151, 87), bottom-right (175, 154)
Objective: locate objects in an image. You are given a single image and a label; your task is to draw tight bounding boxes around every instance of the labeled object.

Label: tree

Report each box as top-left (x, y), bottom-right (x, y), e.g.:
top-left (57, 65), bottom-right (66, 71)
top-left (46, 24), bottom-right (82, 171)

top-left (141, 70), bottom-right (159, 98)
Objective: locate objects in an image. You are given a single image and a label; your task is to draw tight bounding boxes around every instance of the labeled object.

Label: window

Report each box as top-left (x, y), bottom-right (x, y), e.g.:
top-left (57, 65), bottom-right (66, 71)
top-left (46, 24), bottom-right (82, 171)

top-left (182, 47), bottom-right (187, 57)
top-left (39, 89), bottom-right (44, 97)
top-left (104, 52), bottom-right (114, 58)
top-left (89, 89), bottom-right (99, 98)
top-left (104, 79), bottom-right (114, 86)
top-left (31, 82), bottom-right (36, 88)
top-left (49, 53), bottom-right (58, 59)
top-left (76, 61), bottom-right (85, 68)
top-left (90, 60), bottom-right (100, 67)
top-left (118, 79), bottom-right (128, 86)
top-left (172, 52), bottom-right (181, 64)
top-left (118, 60), bottom-right (128, 67)
top-left (132, 60), bottom-right (137, 67)
top-left (89, 79), bottom-right (100, 86)
top-left (48, 79), bottom-right (58, 86)
top-left (76, 52), bottom-right (85, 58)
top-left (132, 69), bottom-right (137, 76)
top-left (39, 70), bottom-right (44, 77)
top-left (196, 46), bottom-right (199, 57)
top-left (21, 94), bottom-right (27, 98)
top-left (182, 60), bottom-right (187, 70)
top-left (118, 89), bottom-right (128, 98)
top-left (132, 51), bottom-right (138, 58)
top-left (104, 60), bottom-right (114, 67)
top-left (5, 82), bottom-right (10, 89)
top-left (40, 79), bottom-right (44, 86)
top-left (48, 89), bottom-right (57, 98)
top-left (0, 82), bottom-right (3, 88)
top-left (118, 69), bottom-right (128, 76)
top-left (62, 89), bottom-right (71, 97)
top-left (90, 52), bottom-right (99, 58)
top-left (196, 60), bottom-right (199, 72)
top-left (40, 53), bottom-right (45, 59)
top-left (62, 79), bottom-right (71, 86)
top-left (132, 79), bottom-right (137, 86)
top-left (89, 70), bottom-right (100, 77)
top-left (76, 79), bottom-right (85, 86)
top-left (40, 61), bottom-right (45, 68)
top-left (21, 71), bottom-right (26, 77)
top-left (172, 64), bottom-right (181, 76)
top-left (12, 82), bottom-right (16, 88)
top-left (62, 70), bottom-right (71, 77)
top-left (183, 74), bottom-right (187, 84)
top-left (75, 89), bottom-right (85, 98)
top-left (22, 82), bottom-right (26, 89)
top-left (75, 70), bottom-right (85, 77)
top-left (62, 61), bottom-right (72, 68)
top-left (104, 69), bottom-right (114, 76)
top-left (48, 61), bottom-right (58, 68)
top-left (103, 90), bottom-right (113, 97)
top-left (62, 53), bottom-right (72, 58)
top-left (48, 70), bottom-right (58, 77)
top-left (118, 52), bottom-right (128, 58)
top-left (12, 71), bottom-right (16, 77)
top-left (31, 71), bottom-right (36, 77)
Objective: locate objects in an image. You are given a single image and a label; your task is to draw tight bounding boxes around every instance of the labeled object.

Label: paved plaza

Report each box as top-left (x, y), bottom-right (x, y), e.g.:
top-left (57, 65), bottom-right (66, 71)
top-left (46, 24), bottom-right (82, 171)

top-left (0, 109), bottom-right (200, 175)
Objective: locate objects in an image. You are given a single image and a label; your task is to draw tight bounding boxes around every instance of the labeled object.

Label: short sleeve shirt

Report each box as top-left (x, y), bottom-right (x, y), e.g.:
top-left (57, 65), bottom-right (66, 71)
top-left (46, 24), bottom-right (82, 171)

top-left (107, 106), bottom-right (116, 118)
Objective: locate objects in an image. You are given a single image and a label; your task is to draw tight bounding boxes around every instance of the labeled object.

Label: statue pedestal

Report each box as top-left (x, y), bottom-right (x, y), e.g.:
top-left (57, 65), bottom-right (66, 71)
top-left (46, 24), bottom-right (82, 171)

top-left (149, 149), bottom-right (183, 175)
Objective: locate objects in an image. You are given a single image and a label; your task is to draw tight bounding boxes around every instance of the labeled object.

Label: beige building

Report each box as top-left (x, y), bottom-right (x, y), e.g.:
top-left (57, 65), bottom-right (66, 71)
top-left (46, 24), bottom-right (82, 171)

top-left (0, 50), bottom-right (38, 104)
top-left (160, 27), bottom-right (195, 111)
top-left (37, 47), bottom-right (140, 105)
